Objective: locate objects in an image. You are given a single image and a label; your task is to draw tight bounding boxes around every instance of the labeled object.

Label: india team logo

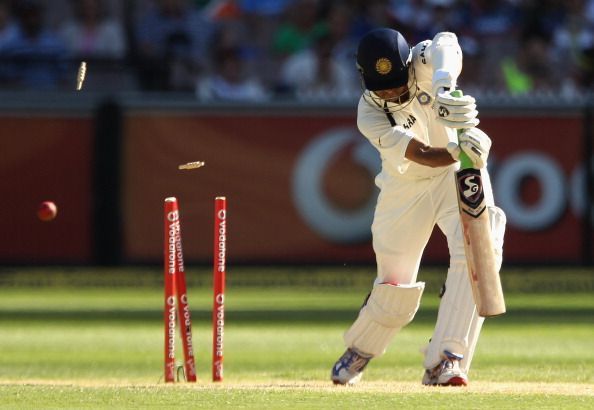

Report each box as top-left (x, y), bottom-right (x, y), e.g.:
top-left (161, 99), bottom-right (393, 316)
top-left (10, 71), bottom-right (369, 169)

top-left (375, 58), bottom-right (392, 75)
top-left (417, 92), bottom-right (431, 105)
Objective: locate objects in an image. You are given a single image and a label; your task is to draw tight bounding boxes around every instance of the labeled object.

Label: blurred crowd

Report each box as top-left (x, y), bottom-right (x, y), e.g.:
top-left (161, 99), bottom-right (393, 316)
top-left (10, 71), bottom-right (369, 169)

top-left (0, 0), bottom-right (592, 101)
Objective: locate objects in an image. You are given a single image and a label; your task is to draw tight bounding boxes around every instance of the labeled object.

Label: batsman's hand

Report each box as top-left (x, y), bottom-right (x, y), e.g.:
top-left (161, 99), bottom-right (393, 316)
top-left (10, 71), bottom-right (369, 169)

top-left (446, 128), bottom-right (491, 168)
top-left (433, 89), bottom-right (479, 129)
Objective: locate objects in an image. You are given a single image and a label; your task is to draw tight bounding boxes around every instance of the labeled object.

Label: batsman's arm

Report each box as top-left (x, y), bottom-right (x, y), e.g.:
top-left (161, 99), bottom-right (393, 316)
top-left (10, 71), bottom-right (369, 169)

top-left (405, 138), bottom-right (457, 168)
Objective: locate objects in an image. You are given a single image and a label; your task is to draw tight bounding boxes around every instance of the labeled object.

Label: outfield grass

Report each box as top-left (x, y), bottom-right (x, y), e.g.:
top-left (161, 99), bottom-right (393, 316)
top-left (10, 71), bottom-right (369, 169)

top-left (0, 266), bottom-right (592, 409)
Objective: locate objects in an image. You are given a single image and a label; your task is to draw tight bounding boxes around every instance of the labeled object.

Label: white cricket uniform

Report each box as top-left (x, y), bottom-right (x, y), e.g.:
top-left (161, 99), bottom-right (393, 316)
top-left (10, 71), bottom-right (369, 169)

top-left (351, 32), bottom-right (503, 372)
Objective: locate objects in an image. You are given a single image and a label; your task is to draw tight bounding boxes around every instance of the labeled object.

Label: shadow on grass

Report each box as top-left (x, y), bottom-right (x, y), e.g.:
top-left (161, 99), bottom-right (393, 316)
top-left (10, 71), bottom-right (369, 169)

top-left (1, 307), bottom-right (592, 325)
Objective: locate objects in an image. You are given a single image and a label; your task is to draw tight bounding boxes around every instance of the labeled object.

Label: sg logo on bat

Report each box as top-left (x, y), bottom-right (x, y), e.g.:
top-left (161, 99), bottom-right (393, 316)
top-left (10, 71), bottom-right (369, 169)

top-left (457, 168), bottom-right (486, 218)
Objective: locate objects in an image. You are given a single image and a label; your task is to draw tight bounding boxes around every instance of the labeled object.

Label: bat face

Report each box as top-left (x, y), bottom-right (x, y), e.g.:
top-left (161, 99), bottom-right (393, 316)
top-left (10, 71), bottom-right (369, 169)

top-left (456, 168), bottom-right (486, 218)
top-left (456, 164), bottom-right (506, 317)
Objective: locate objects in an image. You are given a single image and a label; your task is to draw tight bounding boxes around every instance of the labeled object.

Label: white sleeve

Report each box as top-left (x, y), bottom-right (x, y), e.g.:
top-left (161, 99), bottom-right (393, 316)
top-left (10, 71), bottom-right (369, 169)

top-left (411, 40), bottom-right (433, 88)
top-left (357, 110), bottom-right (414, 174)
top-left (425, 32), bottom-right (463, 96)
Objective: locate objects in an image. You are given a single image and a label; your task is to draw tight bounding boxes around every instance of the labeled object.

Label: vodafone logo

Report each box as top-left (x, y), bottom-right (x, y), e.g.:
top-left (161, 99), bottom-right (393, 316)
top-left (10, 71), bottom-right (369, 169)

top-left (494, 152), bottom-right (594, 230)
top-left (291, 128), bottom-right (380, 243)
top-left (292, 127), bottom-right (593, 242)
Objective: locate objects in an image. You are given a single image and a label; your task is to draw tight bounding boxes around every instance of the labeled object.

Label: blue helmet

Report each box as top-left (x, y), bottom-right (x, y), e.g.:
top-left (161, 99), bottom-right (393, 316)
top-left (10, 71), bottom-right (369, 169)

top-left (356, 29), bottom-right (412, 91)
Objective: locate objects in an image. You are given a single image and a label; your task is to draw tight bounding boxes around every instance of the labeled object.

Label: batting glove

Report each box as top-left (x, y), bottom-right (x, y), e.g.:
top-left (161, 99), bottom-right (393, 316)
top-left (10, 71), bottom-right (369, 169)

top-left (446, 128), bottom-right (491, 169)
top-left (434, 90), bottom-right (479, 129)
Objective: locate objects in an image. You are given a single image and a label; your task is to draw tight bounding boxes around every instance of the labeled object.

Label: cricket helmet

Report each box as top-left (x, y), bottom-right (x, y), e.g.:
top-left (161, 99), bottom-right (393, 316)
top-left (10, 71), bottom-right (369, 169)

top-left (356, 28), bottom-right (412, 91)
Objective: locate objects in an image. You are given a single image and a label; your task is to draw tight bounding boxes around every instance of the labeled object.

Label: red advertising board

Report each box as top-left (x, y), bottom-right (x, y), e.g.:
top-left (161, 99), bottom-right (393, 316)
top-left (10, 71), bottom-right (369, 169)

top-left (481, 114), bottom-right (587, 262)
top-left (122, 111), bottom-right (376, 263)
top-left (122, 110), bottom-right (592, 264)
top-left (0, 116), bottom-right (94, 263)
top-left (0, 108), bottom-right (588, 265)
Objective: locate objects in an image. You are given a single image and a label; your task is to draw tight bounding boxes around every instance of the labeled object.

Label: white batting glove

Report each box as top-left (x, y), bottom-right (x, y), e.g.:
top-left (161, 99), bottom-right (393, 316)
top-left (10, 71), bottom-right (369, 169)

top-left (434, 89), bottom-right (479, 129)
top-left (446, 128), bottom-right (491, 168)
top-left (432, 70), bottom-right (455, 99)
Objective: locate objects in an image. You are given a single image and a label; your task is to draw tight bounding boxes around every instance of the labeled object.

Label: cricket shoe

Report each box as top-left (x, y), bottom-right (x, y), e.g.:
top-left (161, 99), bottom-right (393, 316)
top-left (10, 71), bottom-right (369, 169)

top-left (422, 350), bottom-right (468, 386)
top-left (331, 348), bottom-right (372, 385)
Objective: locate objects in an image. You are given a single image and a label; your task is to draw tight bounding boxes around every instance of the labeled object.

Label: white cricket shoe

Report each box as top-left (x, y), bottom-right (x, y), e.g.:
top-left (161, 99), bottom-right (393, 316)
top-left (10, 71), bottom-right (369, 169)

top-left (331, 348), bottom-right (372, 385)
top-left (422, 350), bottom-right (468, 386)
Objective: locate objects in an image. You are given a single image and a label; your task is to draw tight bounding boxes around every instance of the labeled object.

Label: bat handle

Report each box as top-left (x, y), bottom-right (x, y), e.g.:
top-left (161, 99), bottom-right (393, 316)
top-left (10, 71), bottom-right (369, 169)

top-left (450, 89), bottom-right (474, 169)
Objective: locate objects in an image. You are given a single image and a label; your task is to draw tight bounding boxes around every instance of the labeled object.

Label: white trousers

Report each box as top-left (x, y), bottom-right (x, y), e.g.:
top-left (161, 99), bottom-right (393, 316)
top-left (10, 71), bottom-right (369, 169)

top-left (371, 165), bottom-right (497, 372)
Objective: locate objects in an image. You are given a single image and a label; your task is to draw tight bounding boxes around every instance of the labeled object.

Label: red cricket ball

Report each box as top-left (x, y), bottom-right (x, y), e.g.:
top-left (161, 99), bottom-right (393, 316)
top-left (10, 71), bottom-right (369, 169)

top-left (37, 201), bottom-right (58, 222)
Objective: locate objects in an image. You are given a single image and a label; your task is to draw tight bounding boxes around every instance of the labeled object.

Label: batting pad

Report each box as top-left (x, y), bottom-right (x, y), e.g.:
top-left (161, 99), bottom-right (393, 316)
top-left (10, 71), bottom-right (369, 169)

top-left (423, 261), bottom-right (484, 372)
top-left (344, 282), bottom-right (425, 357)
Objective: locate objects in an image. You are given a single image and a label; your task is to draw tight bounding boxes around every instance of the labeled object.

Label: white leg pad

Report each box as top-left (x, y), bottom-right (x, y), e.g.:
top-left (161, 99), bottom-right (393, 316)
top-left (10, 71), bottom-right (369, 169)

top-left (344, 282), bottom-right (425, 357)
top-left (423, 261), bottom-right (484, 373)
top-left (423, 206), bottom-right (506, 373)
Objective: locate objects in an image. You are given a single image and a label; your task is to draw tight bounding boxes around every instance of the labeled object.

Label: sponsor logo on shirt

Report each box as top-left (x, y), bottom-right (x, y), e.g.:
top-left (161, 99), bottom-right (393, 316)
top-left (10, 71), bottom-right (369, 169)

top-left (402, 114), bottom-right (417, 129)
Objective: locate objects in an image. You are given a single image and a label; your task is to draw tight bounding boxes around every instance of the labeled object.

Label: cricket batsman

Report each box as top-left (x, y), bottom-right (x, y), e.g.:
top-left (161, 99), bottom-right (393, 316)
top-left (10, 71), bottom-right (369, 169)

top-left (330, 28), bottom-right (506, 386)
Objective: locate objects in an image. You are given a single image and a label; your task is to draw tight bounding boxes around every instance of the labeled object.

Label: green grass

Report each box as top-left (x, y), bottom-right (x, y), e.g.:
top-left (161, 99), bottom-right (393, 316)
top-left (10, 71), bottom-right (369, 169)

top-left (1, 384), bottom-right (592, 410)
top-left (0, 266), bottom-right (592, 409)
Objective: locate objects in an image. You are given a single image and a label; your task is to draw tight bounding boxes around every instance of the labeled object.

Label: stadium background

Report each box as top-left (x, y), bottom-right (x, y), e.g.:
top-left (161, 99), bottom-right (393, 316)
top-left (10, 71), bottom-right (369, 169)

top-left (0, 0), bottom-right (593, 267)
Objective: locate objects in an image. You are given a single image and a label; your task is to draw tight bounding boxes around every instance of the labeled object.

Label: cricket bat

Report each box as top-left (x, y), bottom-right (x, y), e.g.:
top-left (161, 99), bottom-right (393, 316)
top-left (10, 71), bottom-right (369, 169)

top-left (452, 90), bottom-right (506, 317)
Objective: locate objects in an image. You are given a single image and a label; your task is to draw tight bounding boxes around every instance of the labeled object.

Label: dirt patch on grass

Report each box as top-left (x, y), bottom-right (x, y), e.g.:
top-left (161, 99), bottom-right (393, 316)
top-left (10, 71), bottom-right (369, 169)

top-left (1, 380), bottom-right (592, 396)
top-left (203, 381), bottom-right (593, 396)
